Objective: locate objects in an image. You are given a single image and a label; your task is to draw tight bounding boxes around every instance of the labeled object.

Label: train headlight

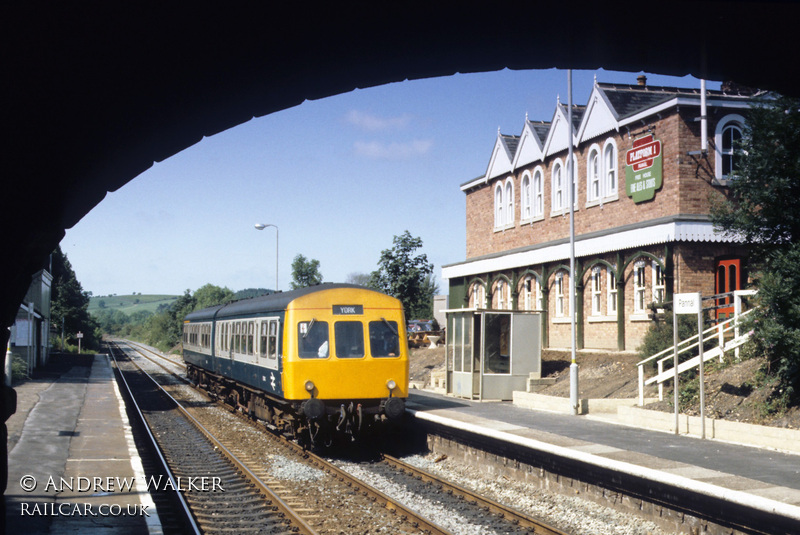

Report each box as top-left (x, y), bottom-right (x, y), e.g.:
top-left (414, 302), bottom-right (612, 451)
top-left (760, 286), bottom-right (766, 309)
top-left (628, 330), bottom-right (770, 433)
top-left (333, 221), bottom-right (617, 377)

top-left (386, 379), bottom-right (397, 391)
top-left (305, 380), bottom-right (315, 393)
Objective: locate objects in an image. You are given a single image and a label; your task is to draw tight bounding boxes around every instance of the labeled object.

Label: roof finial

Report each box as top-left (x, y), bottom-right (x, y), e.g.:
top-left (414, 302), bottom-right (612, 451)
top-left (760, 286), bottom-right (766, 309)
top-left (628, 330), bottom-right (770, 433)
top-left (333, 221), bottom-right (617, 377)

top-left (497, 126), bottom-right (501, 136)
top-left (525, 111), bottom-right (529, 121)
top-left (594, 73), bottom-right (598, 85)
top-left (557, 94), bottom-right (561, 105)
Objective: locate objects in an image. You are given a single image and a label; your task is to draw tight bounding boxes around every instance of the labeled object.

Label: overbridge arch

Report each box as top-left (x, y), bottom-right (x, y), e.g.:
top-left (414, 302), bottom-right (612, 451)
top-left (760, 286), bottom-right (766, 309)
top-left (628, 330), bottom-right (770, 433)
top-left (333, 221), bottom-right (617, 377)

top-left (4, 3), bottom-right (800, 512)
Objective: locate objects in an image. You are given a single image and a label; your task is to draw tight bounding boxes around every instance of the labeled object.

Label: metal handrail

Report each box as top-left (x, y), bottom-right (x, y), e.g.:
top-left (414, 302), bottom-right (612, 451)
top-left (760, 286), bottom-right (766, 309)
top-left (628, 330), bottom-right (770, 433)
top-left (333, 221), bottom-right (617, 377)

top-left (637, 308), bottom-right (754, 367)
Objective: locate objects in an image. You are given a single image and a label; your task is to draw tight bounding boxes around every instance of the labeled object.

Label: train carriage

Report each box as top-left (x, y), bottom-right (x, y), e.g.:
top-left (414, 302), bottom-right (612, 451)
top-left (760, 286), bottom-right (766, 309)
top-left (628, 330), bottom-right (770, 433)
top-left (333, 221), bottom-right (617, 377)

top-left (183, 283), bottom-right (409, 445)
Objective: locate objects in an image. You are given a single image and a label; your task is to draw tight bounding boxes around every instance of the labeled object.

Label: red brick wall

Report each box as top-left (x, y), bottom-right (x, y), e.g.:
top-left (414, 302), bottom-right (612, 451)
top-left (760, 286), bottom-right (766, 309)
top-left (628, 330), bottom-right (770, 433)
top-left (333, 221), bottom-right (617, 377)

top-left (465, 108), bottom-right (733, 259)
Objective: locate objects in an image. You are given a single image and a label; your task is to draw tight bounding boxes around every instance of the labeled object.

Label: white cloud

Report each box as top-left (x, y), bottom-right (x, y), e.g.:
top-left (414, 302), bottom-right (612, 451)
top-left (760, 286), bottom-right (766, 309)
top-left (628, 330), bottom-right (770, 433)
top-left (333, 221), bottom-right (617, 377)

top-left (346, 110), bottom-right (412, 131)
top-left (354, 139), bottom-right (433, 160)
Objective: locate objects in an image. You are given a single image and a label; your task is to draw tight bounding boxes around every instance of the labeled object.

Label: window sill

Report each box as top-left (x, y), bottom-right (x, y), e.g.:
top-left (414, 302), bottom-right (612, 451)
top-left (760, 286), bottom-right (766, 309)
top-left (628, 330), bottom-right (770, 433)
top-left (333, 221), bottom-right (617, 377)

top-left (552, 317), bottom-right (572, 324)
top-left (493, 223), bottom-right (515, 233)
top-left (587, 315), bottom-right (617, 323)
top-left (585, 195), bottom-right (620, 209)
top-left (712, 178), bottom-right (731, 187)
top-left (550, 206), bottom-right (579, 217)
top-left (520, 214), bottom-right (545, 225)
top-left (630, 313), bottom-right (651, 322)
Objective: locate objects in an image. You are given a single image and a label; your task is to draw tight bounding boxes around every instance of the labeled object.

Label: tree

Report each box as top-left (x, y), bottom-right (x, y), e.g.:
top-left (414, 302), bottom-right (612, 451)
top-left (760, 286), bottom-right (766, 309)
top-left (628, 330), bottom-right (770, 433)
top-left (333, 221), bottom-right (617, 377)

top-left (345, 272), bottom-right (373, 287)
top-left (711, 94), bottom-right (800, 404)
top-left (193, 283), bottom-right (234, 310)
top-left (370, 231), bottom-right (434, 319)
top-left (51, 246), bottom-right (99, 351)
top-left (290, 254), bottom-right (323, 289)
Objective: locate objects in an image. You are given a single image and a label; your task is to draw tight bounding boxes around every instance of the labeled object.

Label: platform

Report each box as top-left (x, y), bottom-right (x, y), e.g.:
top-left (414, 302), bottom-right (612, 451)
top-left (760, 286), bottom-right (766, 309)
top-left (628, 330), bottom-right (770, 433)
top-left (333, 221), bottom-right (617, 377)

top-left (5, 353), bottom-right (161, 534)
top-left (408, 389), bottom-right (800, 531)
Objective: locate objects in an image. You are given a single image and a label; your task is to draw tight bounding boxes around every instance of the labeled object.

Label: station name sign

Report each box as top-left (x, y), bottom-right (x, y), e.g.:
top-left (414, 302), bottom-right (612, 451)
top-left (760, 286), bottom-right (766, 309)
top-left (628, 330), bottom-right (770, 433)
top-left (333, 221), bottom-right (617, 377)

top-left (674, 292), bottom-right (701, 315)
top-left (333, 305), bottom-right (363, 315)
top-left (625, 134), bottom-right (663, 203)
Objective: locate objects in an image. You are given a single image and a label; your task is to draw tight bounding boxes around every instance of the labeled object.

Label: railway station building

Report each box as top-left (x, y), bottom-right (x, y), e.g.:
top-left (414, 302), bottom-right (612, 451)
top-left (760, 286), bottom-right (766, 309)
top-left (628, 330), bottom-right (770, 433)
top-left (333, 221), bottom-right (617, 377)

top-left (441, 77), bottom-right (759, 352)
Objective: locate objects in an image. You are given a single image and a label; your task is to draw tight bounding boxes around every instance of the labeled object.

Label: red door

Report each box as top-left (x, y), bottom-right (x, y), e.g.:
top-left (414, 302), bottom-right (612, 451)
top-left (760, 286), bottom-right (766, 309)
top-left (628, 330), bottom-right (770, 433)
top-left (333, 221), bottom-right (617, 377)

top-left (716, 258), bottom-right (742, 320)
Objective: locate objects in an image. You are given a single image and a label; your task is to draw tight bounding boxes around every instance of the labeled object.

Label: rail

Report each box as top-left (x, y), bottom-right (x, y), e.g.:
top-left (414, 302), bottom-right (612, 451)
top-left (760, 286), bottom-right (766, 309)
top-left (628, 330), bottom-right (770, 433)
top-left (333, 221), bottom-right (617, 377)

top-left (109, 342), bottom-right (318, 535)
top-left (637, 290), bottom-right (757, 406)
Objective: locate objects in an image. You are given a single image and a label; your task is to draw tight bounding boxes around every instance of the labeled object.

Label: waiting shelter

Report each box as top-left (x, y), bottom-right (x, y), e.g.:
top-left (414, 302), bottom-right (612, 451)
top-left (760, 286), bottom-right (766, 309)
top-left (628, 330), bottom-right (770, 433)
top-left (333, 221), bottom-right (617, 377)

top-left (445, 309), bottom-right (541, 401)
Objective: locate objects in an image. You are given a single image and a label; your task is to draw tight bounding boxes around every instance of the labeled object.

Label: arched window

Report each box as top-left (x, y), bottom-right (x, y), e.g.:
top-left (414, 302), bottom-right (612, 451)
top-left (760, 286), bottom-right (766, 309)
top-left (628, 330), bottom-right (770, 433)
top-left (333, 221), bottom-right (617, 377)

top-left (721, 124), bottom-right (742, 176)
top-left (496, 279), bottom-right (506, 309)
top-left (504, 178), bottom-right (514, 226)
top-left (715, 114), bottom-right (745, 180)
top-left (494, 183), bottom-right (503, 229)
top-left (533, 167), bottom-right (544, 217)
top-left (554, 271), bottom-right (568, 317)
top-left (587, 146), bottom-right (601, 202)
top-left (633, 261), bottom-right (647, 313)
top-left (567, 155), bottom-right (578, 209)
top-left (607, 269), bottom-right (618, 315)
top-left (604, 140), bottom-right (618, 197)
top-left (471, 281), bottom-right (486, 309)
top-left (521, 172), bottom-right (532, 220)
top-left (590, 267), bottom-right (602, 315)
top-left (552, 160), bottom-right (564, 212)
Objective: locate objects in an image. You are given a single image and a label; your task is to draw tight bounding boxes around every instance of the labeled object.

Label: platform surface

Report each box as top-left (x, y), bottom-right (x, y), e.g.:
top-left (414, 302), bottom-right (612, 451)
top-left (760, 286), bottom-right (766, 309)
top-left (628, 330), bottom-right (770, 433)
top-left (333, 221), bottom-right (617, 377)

top-left (5, 354), bottom-right (160, 534)
top-left (408, 389), bottom-right (800, 525)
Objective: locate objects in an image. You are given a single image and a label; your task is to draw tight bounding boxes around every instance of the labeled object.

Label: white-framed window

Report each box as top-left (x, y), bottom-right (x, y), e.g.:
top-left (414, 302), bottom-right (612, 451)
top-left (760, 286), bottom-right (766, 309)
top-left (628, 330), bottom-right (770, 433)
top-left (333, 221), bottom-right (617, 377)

top-left (567, 155), bottom-right (578, 209)
top-left (633, 261), bottom-right (647, 313)
top-left (604, 139), bottom-right (618, 199)
top-left (522, 275), bottom-right (543, 311)
top-left (715, 114), bottom-right (745, 180)
top-left (496, 280), bottom-right (506, 309)
top-left (591, 267), bottom-right (602, 316)
top-left (521, 172), bottom-right (532, 221)
top-left (494, 177), bottom-right (515, 230)
top-left (494, 183), bottom-right (504, 229)
top-left (522, 276), bottom-right (533, 310)
top-left (653, 261), bottom-right (666, 304)
top-left (586, 139), bottom-right (618, 206)
top-left (607, 270), bottom-right (618, 315)
top-left (555, 271), bottom-right (567, 317)
top-left (552, 160), bottom-right (564, 212)
top-left (587, 145), bottom-right (601, 203)
top-left (505, 178), bottom-right (514, 226)
top-left (471, 281), bottom-right (487, 309)
top-left (532, 167), bottom-right (544, 218)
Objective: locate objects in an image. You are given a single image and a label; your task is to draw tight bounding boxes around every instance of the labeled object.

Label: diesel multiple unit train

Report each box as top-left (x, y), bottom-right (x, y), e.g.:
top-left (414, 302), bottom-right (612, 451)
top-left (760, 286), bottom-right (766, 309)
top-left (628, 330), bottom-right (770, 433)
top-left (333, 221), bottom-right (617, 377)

top-left (182, 284), bottom-right (409, 445)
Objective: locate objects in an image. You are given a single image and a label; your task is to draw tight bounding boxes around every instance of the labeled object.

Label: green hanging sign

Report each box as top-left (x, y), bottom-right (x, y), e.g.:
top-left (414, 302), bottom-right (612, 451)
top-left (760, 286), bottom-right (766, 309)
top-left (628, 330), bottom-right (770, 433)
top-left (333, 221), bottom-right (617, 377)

top-left (625, 134), bottom-right (663, 203)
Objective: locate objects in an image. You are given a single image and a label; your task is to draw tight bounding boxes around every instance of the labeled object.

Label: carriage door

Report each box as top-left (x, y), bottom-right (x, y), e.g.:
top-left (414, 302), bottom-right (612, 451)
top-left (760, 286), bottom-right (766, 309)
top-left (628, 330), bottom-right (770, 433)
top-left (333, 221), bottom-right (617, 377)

top-left (716, 258), bottom-right (742, 321)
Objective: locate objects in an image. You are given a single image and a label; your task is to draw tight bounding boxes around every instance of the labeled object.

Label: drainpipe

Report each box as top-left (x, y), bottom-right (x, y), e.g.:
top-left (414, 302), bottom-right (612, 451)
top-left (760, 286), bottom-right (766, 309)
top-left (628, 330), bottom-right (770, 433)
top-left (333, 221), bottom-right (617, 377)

top-left (701, 79), bottom-right (708, 153)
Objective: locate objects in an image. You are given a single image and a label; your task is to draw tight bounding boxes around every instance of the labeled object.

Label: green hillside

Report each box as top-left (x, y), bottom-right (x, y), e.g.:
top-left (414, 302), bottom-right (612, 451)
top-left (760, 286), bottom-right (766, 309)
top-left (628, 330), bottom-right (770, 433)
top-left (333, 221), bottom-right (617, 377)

top-left (89, 294), bottom-right (179, 316)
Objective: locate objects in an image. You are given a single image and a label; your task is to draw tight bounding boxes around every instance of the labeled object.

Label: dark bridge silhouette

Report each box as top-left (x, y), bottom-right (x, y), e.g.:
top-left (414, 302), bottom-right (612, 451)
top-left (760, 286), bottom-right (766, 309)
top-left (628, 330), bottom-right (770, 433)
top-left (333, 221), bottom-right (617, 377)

top-left (4, 1), bottom-right (800, 518)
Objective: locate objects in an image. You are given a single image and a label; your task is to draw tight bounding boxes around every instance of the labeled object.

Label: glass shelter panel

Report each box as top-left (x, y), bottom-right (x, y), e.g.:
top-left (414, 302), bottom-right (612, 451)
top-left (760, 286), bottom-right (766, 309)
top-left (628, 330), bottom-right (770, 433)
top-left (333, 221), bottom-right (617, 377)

top-left (484, 313), bottom-right (511, 374)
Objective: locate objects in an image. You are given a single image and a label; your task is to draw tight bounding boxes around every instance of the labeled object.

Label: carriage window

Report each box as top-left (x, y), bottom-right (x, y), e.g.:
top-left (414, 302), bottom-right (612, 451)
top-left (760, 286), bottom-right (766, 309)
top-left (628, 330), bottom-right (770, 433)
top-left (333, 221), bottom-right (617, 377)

top-left (260, 320), bottom-right (279, 359)
top-left (247, 322), bottom-right (255, 355)
top-left (334, 321), bottom-right (364, 359)
top-left (269, 321), bottom-right (278, 359)
top-left (369, 321), bottom-right (399, 358)
top-left (260, 323), bottom-right (268, 357)
top-left (298, 321), bottom-right (329, 358)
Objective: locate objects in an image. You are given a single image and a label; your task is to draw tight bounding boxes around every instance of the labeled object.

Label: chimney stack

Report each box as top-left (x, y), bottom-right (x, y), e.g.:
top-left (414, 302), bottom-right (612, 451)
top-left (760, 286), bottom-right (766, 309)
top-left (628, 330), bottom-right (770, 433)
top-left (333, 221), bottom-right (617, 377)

top-left (637, 75), bottom-right (647, 86)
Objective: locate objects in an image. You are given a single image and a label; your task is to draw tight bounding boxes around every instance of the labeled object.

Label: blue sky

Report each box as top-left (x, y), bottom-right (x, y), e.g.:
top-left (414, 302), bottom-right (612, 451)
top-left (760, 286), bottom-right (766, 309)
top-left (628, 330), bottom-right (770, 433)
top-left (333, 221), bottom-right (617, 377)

top-left (61, 68), bottom-right (719, 297)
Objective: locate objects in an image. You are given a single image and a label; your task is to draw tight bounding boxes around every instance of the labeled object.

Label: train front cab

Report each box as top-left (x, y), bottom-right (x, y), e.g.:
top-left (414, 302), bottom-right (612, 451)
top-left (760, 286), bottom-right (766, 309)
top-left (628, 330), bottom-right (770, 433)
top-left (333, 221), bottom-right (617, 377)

top-left (281, 287), bottom-right (409, 424)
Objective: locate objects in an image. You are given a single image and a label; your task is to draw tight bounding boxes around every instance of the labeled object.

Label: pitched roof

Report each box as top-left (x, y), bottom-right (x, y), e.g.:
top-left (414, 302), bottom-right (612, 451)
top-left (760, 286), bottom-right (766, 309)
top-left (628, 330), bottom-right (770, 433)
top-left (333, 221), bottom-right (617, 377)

top-left (500, 134), bottom-right (519, 155)
top-left (528, 120), bottom-right (550, 143)
top-left (596, 82), bottom-right (757, 120)
top-left (461, 79), bottom-right (758, 192)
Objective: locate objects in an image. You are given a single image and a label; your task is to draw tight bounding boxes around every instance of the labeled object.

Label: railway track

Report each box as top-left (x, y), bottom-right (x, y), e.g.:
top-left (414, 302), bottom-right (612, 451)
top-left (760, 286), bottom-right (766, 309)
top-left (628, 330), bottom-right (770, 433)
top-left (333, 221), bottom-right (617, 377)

top-left (113, 340), bottom-right (572, 535)
top-left (108, 342), bottom-right (316, 534)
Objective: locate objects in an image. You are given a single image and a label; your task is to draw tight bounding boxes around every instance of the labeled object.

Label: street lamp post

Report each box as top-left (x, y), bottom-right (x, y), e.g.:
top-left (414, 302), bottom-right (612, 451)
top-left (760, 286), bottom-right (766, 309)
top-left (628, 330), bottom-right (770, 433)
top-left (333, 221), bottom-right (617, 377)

top-left (254, 223), bottom-right (279, 292)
